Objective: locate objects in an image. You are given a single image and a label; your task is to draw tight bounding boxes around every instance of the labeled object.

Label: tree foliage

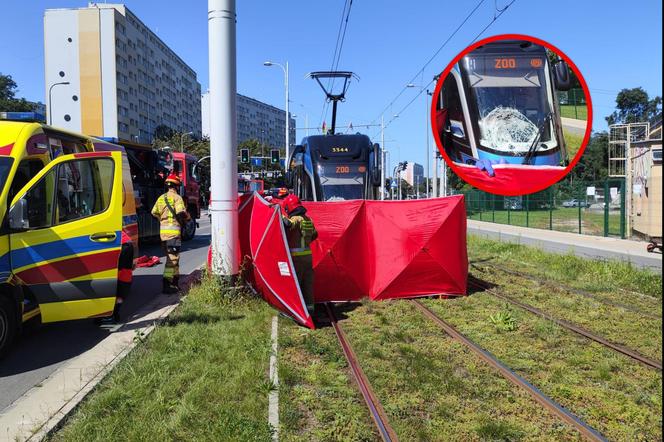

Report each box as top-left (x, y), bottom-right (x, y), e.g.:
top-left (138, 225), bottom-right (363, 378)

top-left (606, 87), bottom-right (662, 125)
top-left (0, 73), bottom-right (34, 112)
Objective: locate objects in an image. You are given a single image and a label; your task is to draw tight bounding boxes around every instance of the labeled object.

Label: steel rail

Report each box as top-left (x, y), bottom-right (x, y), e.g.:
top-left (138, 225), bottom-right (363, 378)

top-left (468, 280), bottom-right (663, 370)
top-left (324, 303), bottom-right (399, 442)
top-left (470, 263), bottom-right (661, 320)
top-left (411, 300), bottom-right (607, 442)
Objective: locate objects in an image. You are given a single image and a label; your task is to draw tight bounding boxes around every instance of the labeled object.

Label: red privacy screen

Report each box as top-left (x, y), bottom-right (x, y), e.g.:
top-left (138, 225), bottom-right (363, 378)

top-left (304, 195), bottom-right (468, 302)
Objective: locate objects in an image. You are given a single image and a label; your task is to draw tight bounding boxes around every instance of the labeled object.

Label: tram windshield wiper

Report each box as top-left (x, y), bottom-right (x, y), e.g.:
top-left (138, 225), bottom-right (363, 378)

top-left (523, 111), bottom-right (552, 165)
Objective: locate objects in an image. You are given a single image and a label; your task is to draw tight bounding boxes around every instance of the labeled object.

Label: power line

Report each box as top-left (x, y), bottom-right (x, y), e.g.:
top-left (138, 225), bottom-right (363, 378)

top-left (370, 0), bottom-right (487, 127)
top-left (319, 0), bottom-right (355, 129)
top-left (377, 0), bottom-right (517, 135)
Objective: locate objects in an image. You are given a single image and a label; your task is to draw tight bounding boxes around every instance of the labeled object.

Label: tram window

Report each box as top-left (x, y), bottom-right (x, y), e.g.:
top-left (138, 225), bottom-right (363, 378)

top-left (442, 76), bottom-right (467, 140)
top-left (56, 159), bottom-right (114, 223)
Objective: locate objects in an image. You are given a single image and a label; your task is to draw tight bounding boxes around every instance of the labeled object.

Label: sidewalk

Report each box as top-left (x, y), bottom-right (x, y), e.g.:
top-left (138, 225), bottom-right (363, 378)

top-left (467, 220), bottom-right (662, 271)
top-left (561, 117), bottom-right (587, 135)
top-left (0, 270), bottom-right (201, 442)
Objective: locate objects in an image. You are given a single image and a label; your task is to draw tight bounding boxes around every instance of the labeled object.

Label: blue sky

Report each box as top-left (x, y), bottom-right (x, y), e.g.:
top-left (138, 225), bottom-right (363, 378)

top-left (1, 0), bottom-right (662, 171)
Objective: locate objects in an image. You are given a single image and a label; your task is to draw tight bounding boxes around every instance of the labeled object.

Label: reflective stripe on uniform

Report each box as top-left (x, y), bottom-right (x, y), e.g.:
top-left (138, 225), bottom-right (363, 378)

top-left (291, 250), bottom-right (312, 256)
top-left (290, 247), bottom-right (312, 256)
top-left (160, 224), bottom-right (181, 235)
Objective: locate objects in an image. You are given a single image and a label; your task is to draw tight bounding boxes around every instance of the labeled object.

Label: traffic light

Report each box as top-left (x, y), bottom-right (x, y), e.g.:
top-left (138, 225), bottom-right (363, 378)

top-left (240, 148), bottom-right (249, 164)
top-left (271, 149), bottom-right (280, 164)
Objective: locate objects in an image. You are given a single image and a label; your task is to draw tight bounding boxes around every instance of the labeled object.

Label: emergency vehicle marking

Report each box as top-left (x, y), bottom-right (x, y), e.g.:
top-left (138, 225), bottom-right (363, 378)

top-left (15, 248), bottom-right (121, 284)
top-left (0, 143), bottom-right (13, 155)
top-left (10, 232), bottom-right (121, 270)
top-left (28, 279), bottom-right (118, 303)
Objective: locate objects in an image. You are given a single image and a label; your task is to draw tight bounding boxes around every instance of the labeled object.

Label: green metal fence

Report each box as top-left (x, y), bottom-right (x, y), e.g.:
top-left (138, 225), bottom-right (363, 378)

top-left (461, 178), bottom-right (626, 238)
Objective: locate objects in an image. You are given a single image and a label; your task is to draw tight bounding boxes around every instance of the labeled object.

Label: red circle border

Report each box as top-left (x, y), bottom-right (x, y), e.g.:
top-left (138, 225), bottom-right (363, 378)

top-left (430, 33), bottom-right (593, 196)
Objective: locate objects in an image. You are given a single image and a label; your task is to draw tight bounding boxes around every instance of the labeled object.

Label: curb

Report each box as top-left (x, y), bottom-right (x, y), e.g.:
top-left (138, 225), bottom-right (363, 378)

top-left (0, 269), bottom-right (203, 442)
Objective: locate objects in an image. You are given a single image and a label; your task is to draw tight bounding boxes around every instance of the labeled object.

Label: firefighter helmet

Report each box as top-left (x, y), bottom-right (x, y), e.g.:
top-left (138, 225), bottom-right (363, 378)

top-left (283, 194), bottom-right (302, 215)
top-left (277, 187), bottom-right (289, 198)
top-left (165, 173), bottom-right (181, 186)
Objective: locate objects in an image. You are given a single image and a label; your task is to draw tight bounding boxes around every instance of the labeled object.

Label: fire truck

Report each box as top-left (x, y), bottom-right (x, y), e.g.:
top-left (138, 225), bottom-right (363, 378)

top-left (0, 117), bottom-right (138, 357)
top-left (98, 139), bottom-right (201, 241)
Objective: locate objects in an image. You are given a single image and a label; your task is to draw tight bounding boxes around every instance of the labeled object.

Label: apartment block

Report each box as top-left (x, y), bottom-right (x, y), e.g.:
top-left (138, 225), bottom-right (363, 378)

top-left (44, 3), bottom-right (201, 143)
top-left (202, 91), bottom-right (296, 150)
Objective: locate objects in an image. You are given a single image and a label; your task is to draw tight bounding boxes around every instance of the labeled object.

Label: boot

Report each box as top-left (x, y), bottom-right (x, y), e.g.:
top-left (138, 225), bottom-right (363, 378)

top-left (163, 278), bottom-right (178, 294)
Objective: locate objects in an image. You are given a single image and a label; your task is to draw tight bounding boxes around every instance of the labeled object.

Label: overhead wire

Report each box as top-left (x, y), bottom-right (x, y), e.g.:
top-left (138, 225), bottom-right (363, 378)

top-left (318, 0), bottom-right (354, 130)
top-left (370, 0), bottom-right (488, 128)
top-left (377, 0), bottom-right (518, 135)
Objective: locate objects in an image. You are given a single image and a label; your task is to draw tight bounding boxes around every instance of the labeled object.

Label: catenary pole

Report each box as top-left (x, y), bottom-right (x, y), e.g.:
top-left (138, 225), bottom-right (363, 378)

top-left (380, 115), bottom-right (385, 200)
top-left (208, 0), bottom-right (238, 276)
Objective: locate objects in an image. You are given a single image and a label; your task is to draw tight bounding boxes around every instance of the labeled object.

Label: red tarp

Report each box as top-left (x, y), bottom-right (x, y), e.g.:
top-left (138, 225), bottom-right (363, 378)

top-left (248, 195), bottom-right (314, 328)
top-left (235, 194), bottom-right (468, 328)
top-left (454, 164), bottom-right (567, 196)
top-left (303, 195), bottom-right (468, 302)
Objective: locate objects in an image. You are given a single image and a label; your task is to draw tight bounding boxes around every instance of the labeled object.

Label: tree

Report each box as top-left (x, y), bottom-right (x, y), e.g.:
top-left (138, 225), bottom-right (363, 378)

top-left (606, 87), bottom-right (662, 125)
top-left (153, 124), bottom-right (175, 141)
top-left (0, 73), bottom-right (34, 112)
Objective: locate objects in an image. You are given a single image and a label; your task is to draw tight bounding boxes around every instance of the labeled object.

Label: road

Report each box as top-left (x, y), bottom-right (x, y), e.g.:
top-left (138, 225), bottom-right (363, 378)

top-left (0, 215), bottom-right (211, 412)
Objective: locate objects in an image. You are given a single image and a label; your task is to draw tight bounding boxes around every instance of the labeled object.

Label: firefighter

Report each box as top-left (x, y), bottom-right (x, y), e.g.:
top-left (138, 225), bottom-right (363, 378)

top-left (151, 173), bottom-right (191, 293)
top-left (272, 187), bottom-right (289, 214)
top-left (282, 194), bottom-right (318, 313)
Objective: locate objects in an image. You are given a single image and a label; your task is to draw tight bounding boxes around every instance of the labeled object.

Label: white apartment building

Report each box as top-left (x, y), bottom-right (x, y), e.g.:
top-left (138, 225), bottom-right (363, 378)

top-left (202, 91), bottom-right (295, 150)
top-left (403, 161), bottom-right (424, 187)
top-left (44, 3), bottom-right (201, 143)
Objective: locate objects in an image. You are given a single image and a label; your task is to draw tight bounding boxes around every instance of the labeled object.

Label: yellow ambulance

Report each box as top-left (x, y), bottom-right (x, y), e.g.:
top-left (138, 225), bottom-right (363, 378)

top-left (0, 117), bottom-right (137, 357)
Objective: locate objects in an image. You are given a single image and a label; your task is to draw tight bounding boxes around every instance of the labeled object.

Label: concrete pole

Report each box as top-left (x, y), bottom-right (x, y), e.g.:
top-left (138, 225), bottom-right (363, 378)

top-left (432, 151), bottom-right (438, 198)
top-left (208, 0), bottom-right (238, 276)
top-left (285, 61), bottom-right (290, 167)
top-left (380, 115), bottom-right (385, 200)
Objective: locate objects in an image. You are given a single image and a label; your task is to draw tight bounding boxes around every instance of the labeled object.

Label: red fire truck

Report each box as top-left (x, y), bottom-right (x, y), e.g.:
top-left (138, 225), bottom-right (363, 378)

top-left (99, 138), bottom-right (201, 241)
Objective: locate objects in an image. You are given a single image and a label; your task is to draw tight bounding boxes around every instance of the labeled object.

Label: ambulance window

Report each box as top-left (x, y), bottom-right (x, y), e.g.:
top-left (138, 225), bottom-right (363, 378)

top-left (55, 159), bottom-right (114, 224)
top-left (21, 169), bottom-right (55, 229)
top-left (9, 160), bottom-right (44, 201)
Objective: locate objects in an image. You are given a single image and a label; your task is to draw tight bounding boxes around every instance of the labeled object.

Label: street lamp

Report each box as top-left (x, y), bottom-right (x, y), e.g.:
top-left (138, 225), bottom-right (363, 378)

top-left (263, 60), bottom-right (290, 167)
top-left (180, 131), bottom-right (193, 152)
top-left (407, 83), bottom-right (431, 198)
top-left (48, 81), bottom-right (70, 125)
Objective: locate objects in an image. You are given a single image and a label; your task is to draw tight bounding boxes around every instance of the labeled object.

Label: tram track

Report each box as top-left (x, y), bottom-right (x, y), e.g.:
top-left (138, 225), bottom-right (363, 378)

top-left (467, 279), bottom-right (663, 370)
top-left (411, 300), bottom-right (607, 442)
top-left (324, 303), bottom-right (399, 442)
top-left (470, 262), bottom-right (662, 320)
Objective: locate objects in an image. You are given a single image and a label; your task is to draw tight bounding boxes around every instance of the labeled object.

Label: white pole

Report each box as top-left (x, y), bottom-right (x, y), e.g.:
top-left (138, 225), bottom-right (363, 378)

top-left (425, 90), bottom-right (430, 198)
top-left (208, 0), bottom-right (238, 276)
top-left (380, 115), bottom-right (385, 200)
top-left (285, 62), bottom-right (290, 167)
top-left (442, 159), bottom-right (447, 197)
top-left (432, 150), bottom-right (438, 198)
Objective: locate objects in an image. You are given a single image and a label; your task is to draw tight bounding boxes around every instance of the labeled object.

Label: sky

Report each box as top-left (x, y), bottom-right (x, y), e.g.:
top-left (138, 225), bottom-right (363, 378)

top-left (1, 0), bottom-right (662, 174)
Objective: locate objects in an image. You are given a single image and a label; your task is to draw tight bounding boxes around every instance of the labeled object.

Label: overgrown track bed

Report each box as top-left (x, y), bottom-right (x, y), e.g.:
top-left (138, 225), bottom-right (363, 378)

top-left (337, 300), bottom-right (585, 440)
top-left (411, 300), bottom-right (607, 442)
top-left (471, 262), bottom-right (662, 321)
top-left (468, 279), bottom-right (663, 371)
top-left (325, 304), bottom-right (399, 442)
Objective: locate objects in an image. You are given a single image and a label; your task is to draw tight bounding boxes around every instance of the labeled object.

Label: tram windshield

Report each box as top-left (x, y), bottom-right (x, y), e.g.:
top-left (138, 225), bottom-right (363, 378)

top-left (463, 54), bottom-right (556, 153)
top-left (317, 163), bottom-right (365, 201)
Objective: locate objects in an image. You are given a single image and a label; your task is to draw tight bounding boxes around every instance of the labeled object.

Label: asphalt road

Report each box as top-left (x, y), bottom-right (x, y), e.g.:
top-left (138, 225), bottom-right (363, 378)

top-left (0, 215), bottom-right (211, 412)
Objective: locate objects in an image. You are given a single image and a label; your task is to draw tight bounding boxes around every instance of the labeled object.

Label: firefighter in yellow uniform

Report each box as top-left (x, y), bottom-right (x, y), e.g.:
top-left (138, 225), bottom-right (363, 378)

top-left (282, 194), bottom-right (318, 312)
top-left (151, 173), bottom-right (191, 293)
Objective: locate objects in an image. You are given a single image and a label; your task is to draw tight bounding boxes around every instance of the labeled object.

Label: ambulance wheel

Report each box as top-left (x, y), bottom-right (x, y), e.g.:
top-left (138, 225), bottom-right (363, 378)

top-left (182, 219), bottom-right (196, 241)
top-left (0, 296), bottom-right (17, 359)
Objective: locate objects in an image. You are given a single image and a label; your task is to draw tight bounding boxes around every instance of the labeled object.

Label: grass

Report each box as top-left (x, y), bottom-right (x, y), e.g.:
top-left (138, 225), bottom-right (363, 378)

top-left (49, 275), bottom-right (275, 441)
top-left (564, 129), bottom-right (585, 159)
top-left (467, 235), bottom-right (662, 296)
top-left (421, 293), bottom-right (662, 441)
top-left (278, 318), bottom-right (377, 441)
top-left (560, 104), bottom-right (588, 120)
top-left (471, 264), bottom-right (662, 361)
top-left (337, 301), bottom-right (582, 440)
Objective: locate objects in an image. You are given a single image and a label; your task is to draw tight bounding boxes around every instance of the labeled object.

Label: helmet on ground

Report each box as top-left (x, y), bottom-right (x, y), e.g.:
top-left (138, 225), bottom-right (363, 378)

top-left (277, 187), bottom-right (289, 198)
top-left (165, 173), bottom-right (181, 186)
top-left (283, 194), bottom-right (302, 215)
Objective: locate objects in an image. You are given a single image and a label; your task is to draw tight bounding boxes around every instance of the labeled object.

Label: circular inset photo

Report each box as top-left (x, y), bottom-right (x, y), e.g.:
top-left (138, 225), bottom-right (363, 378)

top-left (431, 34), bottom-right (592, 196)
